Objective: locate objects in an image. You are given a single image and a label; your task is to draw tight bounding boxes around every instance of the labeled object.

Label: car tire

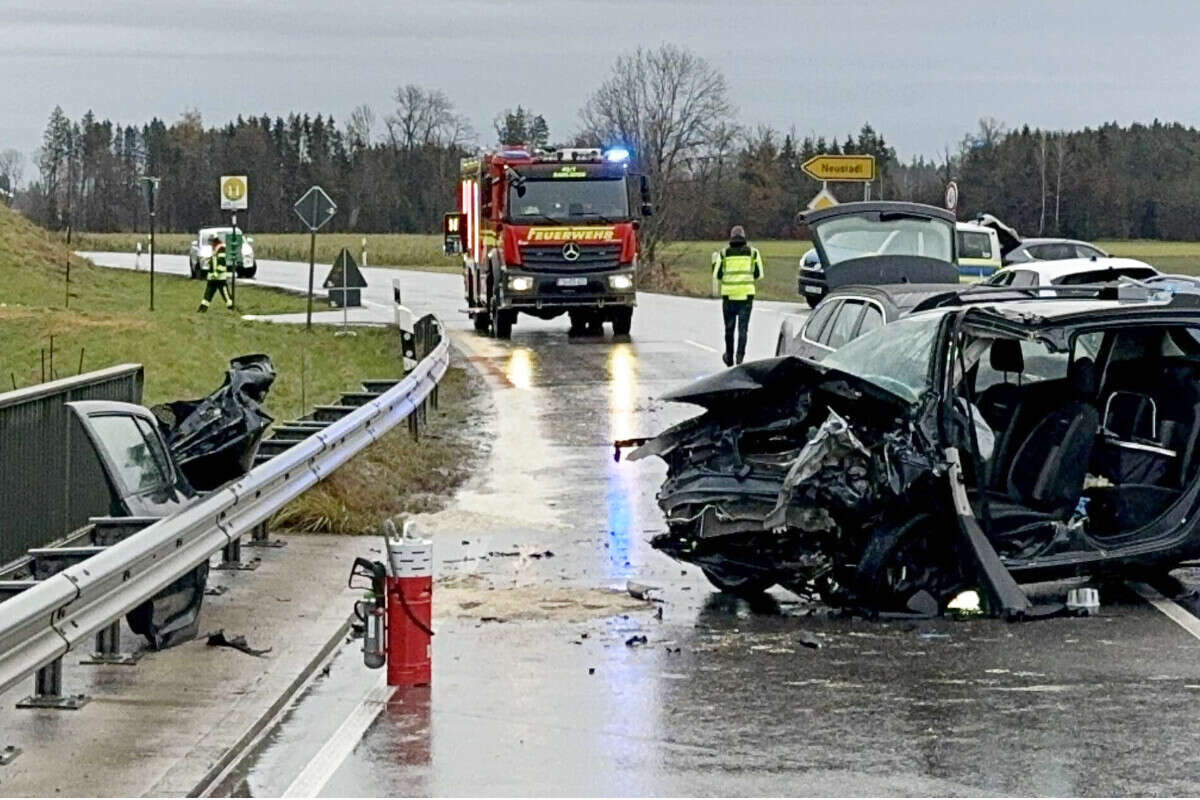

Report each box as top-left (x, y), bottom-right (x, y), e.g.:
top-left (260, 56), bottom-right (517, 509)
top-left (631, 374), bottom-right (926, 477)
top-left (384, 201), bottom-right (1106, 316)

top-left (495, 309), bottom-right (514, 339)
top-left (700, 565), bottom-right (776, 597)
top-left (611, 307), bottom-right (633, 336)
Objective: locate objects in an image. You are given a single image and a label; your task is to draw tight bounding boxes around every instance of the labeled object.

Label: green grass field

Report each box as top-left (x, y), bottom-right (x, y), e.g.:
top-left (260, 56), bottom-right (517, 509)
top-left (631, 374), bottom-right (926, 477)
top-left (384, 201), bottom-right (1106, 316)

top-left (70, 231), bottom-right (1200, 304)
top-left (4, 207), bottom-right (477, 534)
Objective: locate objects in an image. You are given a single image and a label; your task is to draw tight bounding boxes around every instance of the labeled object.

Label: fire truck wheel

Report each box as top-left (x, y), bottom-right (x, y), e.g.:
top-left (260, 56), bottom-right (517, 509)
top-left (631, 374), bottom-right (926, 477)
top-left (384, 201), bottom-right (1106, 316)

top-left (495, 309), bottom-right (515, 339)
top-left (611, 308), bottom-right (633, 336)
top-left (567, 311), bottom-right (587, 336)
top-left (473, 312), bottom-right (490, 333)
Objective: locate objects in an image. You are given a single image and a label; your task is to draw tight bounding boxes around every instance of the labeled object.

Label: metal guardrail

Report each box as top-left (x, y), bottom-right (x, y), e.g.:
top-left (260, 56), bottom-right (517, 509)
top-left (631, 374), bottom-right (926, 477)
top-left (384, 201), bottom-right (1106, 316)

top-left (0, 365), bottom-right (144, 563)
top-left (0, 318), bottom-right (448, 699)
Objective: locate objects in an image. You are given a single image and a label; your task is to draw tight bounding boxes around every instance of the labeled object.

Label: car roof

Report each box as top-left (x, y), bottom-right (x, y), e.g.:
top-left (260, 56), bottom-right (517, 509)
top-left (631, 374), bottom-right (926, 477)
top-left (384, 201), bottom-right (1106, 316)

top-left (955, 221), bottom-right (993, 234)
top-left (1018, 237), bottom-right (1100, 247)
top-left (827, 283), bottom-right (960, 313)
top-left (995, 257), bottom-right (1157, 281)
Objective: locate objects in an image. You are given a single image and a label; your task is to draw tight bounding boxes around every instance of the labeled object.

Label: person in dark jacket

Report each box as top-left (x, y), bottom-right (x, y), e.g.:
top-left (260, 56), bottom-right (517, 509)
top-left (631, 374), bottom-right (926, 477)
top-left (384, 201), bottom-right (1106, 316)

top-left (711, 225), bottom-right (764, 365)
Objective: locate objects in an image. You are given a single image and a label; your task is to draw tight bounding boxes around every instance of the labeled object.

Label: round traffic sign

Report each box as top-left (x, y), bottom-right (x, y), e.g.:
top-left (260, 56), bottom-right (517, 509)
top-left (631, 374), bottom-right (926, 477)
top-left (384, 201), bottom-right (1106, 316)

top-left (222, 177), bottom-right (247, 202)
top-left (944, 180), bottom-right (959, 212)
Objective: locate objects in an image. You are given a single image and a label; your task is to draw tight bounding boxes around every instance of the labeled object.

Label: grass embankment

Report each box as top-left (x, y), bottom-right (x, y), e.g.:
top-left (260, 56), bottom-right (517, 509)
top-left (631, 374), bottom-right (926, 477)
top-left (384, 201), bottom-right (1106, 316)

top-left (2, 207), bottom-right (477, 534)
top-left (72, 231), bottom-right (1200, 304)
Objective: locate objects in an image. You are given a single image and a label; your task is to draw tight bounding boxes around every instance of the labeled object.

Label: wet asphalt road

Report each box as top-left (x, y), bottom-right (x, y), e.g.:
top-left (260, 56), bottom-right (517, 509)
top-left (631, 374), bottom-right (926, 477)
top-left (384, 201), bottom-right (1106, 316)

top-left (84, 252), bottom-right (1200, 796)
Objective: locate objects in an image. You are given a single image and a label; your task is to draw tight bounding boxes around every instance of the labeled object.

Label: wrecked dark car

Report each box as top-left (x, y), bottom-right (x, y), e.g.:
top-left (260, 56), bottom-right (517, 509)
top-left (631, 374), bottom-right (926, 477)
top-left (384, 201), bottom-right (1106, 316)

top-left (629, 287), bottom-right (1200, 617)
top-left (152, 354), bottom-right (275, 491)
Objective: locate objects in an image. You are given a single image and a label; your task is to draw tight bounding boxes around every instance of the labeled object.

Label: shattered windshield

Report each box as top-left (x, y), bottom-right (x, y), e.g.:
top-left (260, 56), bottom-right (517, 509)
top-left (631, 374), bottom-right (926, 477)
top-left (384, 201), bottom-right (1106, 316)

top-left (815, 213), bottom-right (954, 265)
top-left (508, 178), bottom-right (629, 221)
top-left (821, 312), bottom-right (944, 403)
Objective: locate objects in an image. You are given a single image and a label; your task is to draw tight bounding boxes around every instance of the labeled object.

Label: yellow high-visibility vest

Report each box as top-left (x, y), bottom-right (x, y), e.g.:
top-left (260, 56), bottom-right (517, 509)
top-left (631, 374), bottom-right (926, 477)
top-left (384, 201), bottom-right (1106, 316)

top-left (208, 245), bottom-right (229, 281)
top-left (712, 246), bottom-right (763, 300)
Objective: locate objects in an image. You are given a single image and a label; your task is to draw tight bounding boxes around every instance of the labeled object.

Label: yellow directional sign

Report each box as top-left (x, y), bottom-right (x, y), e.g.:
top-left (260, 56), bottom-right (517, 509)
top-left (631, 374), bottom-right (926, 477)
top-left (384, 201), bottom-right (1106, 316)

top-left (801, 155), bottom-right (876, 182)
top-left (220, 175), bottom-right (249, 210)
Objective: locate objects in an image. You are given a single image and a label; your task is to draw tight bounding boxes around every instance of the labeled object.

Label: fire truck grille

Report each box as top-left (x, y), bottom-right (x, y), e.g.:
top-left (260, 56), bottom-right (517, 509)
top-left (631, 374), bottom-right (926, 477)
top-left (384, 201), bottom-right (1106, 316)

top-left (519, 243), bottom-right (622, 272)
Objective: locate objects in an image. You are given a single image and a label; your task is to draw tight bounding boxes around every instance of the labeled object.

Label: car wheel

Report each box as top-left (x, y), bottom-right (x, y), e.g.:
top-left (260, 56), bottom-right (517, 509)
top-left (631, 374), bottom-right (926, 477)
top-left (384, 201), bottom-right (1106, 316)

top-left (611, 307), bottom-right (633, 336)
top-left (495, 309), bottom-right (515, 339)
top-left (700, 564), bottom-right (776, 597)
top-left (856, 514), bottom-right (965, 614)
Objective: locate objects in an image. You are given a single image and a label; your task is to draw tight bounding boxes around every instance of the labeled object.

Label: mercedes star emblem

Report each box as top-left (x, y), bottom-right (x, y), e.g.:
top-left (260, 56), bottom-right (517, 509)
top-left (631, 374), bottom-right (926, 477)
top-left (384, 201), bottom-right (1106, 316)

top-left (561, 242), bottom-right (581, 261)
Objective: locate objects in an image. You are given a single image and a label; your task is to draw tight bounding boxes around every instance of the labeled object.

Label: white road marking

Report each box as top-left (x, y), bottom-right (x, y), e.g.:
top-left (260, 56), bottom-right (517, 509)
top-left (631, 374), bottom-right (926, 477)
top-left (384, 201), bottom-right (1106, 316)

top-left (683, 339), bottom-right (719, 354)
top-left (282, 674), bottom-right (390, 798)
top-left (1128, 581), bottom-right (1200, 642)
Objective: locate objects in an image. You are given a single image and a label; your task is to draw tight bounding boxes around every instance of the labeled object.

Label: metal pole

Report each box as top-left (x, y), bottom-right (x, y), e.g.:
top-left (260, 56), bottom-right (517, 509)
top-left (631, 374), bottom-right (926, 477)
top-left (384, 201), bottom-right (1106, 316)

top-left (230, 211), bottom-right (237, 309)
top-left (342, 244), bottom-right (349, 330)
top-left (306, 229), bottom-right (316, 331)
top-left (149, 198), bottom-right (156, 311)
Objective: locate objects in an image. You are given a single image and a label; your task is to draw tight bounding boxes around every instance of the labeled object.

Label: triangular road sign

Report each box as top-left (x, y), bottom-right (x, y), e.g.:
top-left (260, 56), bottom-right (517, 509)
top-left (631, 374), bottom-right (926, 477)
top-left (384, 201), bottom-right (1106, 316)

top-left (323, 247), bottom-right (368, 289)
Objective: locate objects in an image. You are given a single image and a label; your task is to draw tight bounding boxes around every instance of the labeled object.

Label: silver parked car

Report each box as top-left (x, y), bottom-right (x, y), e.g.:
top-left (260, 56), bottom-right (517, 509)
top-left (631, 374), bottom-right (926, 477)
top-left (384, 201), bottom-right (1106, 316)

top-left (188, 227), bottom-right (257, 279)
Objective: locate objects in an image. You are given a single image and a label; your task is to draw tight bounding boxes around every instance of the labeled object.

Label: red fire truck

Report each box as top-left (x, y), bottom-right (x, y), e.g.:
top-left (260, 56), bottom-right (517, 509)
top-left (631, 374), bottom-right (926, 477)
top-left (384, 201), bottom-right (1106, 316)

top-left (444, 146), bottom-right (651, 338)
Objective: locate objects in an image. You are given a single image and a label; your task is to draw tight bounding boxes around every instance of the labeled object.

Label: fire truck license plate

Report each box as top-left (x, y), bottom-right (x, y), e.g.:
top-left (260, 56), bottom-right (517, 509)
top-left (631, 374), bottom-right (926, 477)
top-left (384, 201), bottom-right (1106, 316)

top-left (557, 277), bottom-right (588, 287)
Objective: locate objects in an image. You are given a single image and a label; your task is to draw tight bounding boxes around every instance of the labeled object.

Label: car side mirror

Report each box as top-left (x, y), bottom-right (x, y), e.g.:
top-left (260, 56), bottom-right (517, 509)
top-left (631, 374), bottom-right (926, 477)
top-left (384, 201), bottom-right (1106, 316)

top-left (640, 202), bottom-right (653, 217)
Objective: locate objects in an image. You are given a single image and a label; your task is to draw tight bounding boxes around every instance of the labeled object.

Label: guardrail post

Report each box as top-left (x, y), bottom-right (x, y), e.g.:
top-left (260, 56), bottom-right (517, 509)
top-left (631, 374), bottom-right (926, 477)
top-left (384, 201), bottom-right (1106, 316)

top-left (244, 520), bottom-right (286, 549)
top-left (16, 658), bottom-right (89, 710)
top-left (80, 619), bottom-right (141, 666)
top-left (213, 535), bottom-right (259, 571)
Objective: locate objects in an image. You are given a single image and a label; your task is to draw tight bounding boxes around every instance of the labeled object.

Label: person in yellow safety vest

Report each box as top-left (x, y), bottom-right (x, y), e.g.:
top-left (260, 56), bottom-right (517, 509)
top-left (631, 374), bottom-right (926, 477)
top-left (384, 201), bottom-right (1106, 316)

top-left (711, 225), bottom-right (764, 366)
top-left (198, 234), bottom-right (234, 313)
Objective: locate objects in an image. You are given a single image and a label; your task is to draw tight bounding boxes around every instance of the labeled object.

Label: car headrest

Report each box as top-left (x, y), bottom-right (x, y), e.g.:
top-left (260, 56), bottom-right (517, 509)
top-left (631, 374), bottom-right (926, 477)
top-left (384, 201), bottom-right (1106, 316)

top-left (1071, 357), bottom-right (1097, 396)
top-left (990, 339), bottom-right (1023, 373)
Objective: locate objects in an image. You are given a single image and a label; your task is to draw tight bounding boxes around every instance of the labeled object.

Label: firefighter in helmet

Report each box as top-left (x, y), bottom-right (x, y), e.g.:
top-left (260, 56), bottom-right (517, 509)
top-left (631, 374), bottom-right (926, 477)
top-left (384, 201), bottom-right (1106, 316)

top-left (711, 225), bottom-right (764, 365)
top-left (198, 234), bottom-right (234, 313)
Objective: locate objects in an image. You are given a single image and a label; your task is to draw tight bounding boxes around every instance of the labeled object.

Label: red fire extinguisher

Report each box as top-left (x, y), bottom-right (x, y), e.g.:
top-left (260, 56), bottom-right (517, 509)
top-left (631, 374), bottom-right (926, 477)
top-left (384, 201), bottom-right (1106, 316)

top-left (383, 520), bottom-right (433, 687)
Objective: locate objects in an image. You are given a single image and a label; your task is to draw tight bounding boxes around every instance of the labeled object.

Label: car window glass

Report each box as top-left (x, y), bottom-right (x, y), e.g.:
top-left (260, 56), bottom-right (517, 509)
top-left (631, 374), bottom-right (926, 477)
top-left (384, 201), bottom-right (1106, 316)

top-left (858, 303), bottom-right (884, 337)
top-left (958, 231), bottom-right (993, 259)
top-left (1075, 244), bottom-right (1103, 259)
top-left (1028, 243), bottom-right (1074, 260)
top-left (975, 338), bottom-right (1070, 394)
top-left (986, 271), bottom-right (1014, 286)
top-left (815, 213), bottom-right (953, 265)
top-left (822, 312), bottom-right (944, 403)
top-left (804, 300), bottom-right (838, 341)
top-left (134, 416), bottom-right (174, 484)
top-left (1009, 270), bottom-right (1037, 287)
top-left (824, 300), bottom-right (864, 349)
top-left (88, 415), bottom-right (171, 494)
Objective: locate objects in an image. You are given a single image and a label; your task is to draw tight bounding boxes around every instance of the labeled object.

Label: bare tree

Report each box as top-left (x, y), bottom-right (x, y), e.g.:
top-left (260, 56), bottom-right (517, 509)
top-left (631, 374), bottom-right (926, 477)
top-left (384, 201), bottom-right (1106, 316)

top-left (0, 149), bottom-right (24, 190)
top-left (1035, 131), bottom-right (1048, 234)
top-left (385, 85), bottom-right (473, 150)
top-left (579, 44), bottom-right (735, 267)
top-left (346, 104), bottom-right (376, 151)
top-left (1052, 132), bottom-right (1070, 233)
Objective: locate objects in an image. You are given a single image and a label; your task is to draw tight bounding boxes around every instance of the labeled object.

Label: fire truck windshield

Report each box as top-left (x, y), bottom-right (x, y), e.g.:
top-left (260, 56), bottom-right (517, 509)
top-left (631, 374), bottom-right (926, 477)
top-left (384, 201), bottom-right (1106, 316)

top-left (508, 178), bottom-right (629, 222)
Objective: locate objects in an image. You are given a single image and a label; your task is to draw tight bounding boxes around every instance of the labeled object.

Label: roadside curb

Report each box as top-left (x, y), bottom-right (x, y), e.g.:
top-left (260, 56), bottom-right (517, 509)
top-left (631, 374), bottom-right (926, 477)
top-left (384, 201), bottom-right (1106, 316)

top-left (188, 612), bottom-right (354, 797)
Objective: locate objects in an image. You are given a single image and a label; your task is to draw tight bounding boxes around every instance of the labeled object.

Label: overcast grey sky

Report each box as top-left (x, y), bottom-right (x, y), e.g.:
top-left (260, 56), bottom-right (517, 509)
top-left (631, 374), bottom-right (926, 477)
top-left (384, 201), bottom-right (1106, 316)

top-left (3, 0), bottom-right (1198, 171)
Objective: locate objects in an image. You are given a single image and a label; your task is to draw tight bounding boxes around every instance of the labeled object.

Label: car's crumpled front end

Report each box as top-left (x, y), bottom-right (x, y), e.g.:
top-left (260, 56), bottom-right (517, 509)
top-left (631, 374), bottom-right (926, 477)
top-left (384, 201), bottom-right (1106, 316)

top-left (628, 356), bottom-right (954, 610)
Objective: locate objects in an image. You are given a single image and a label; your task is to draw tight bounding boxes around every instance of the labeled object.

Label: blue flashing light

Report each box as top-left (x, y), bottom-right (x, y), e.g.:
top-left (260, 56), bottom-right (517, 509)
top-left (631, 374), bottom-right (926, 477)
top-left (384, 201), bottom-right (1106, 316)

top-left (604, 147), bottom-right (630, 162)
